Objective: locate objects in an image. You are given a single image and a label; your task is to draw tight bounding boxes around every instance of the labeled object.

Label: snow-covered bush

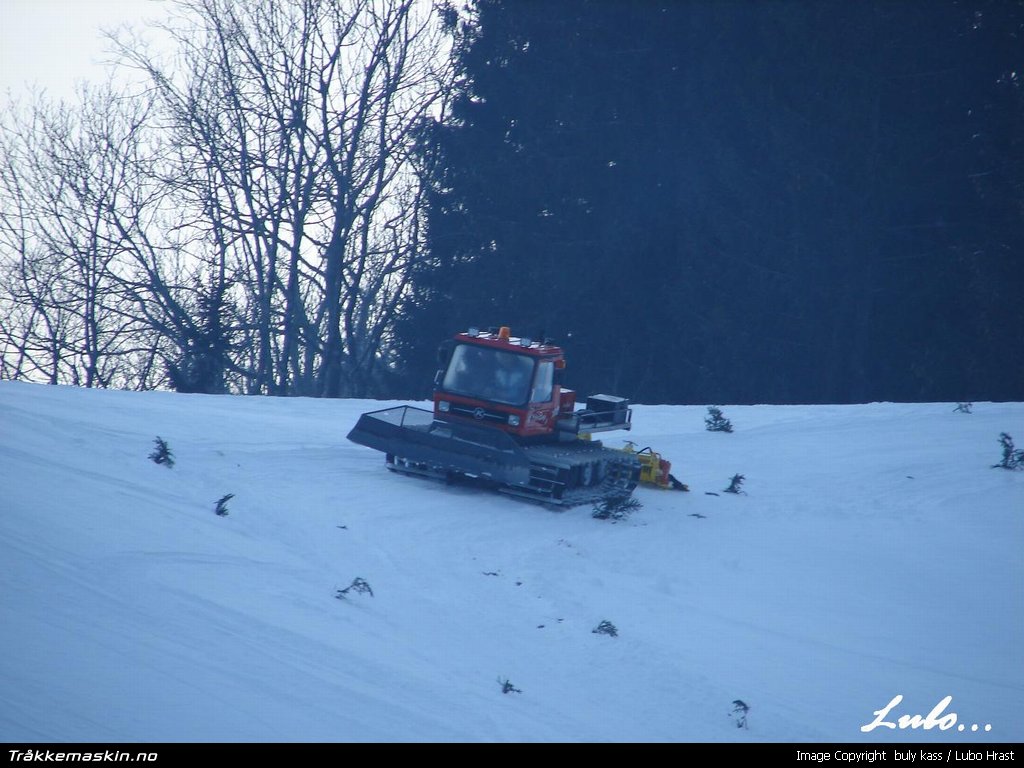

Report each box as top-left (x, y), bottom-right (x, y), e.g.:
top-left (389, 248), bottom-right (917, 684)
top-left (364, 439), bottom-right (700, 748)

top-left (214, 493), bottom-right (234, 516)
top-left (730, 699), bottom-right (750, 729)
top-left (705, 406), bottom-right (734, 433)
top-left (148, 436), bottom-right (174, 467)
top-left (336, 577), bottom-right (374, 599)
top-left (498, 677), bottom-right (522, 694)
top-left (592, 620), bottom-right (618, 637)
top-left (592, 494), bottom-right (642, 521)
top-left (993, 433), bottom-right (1024, 470)
top-left (724, 474), bottom-right (746, 494)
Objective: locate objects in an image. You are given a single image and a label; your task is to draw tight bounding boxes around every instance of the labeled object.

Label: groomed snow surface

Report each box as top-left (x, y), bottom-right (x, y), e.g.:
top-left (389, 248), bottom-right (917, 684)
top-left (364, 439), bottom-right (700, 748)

top-left (0, 381), bottom-right (1021, 743)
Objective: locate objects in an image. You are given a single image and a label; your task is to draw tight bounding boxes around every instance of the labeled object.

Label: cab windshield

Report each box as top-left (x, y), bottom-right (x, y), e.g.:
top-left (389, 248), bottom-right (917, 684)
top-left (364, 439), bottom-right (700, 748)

top-left (442, 344), bottom-right (535, 406)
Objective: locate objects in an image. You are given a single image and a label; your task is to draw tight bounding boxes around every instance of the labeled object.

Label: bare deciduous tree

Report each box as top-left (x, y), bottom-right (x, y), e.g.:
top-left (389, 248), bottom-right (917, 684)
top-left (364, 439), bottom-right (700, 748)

top-left (0, 84), bottom-right (169, 389)
top-left (115, 0), bottom-right (452, 396)
top-left (1, 0), bottom-right (451, 397)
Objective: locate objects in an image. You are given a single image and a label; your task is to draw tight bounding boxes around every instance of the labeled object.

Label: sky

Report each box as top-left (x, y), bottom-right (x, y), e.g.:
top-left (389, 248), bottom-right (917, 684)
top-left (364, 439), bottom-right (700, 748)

top-left (0, 380), bottom-right (1020, 743)
top-left (0, 0), bottom-right (168, 101)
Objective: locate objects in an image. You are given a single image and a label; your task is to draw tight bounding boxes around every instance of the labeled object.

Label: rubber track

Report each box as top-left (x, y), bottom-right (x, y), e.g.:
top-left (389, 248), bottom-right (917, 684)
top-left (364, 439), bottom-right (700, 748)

top-left (386, 441), bottom-right (641, 508)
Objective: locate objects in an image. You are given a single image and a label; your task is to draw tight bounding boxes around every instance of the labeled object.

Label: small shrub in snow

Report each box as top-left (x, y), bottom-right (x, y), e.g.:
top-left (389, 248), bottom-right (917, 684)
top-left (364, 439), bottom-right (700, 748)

top-left (336, 577), bottom-right (374, 599)
top-left (724, 474), bottom-right (746, 494)
top-left (592, 620), bottom-right (618, 637)
top-left (953, 402), bottom-right (973, 414)
top-left (705, 406), bottom-right (734, 433)
top-left (993, 433), bottom-right (1024, 470)
top-left (730, 699), bottom-right (750, 729)
top-left (592, 494), bottom-right (642, 521)
top-left (498, 677), bottom-right (522, 694)
top-left (214, 493), bottom-right (234, 516)
top-left (148, 436), bottom-right (174, 467)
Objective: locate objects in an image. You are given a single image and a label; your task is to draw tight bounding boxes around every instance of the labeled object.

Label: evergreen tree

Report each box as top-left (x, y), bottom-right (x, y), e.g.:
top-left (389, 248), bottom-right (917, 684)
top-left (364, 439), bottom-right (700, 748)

top-left (397, 0), bottom-right (1023, 405)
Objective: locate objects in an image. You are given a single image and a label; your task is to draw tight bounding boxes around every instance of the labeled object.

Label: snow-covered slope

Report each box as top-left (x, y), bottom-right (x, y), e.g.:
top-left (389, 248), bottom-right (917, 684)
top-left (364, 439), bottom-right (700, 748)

top-left (0, 381), bottom-right (1021, 743)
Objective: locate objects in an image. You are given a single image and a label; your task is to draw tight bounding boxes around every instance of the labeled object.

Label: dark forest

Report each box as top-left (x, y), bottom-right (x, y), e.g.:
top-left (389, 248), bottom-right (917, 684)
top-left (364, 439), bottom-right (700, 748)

top-left (396, 0), bottom-right (1023, 404)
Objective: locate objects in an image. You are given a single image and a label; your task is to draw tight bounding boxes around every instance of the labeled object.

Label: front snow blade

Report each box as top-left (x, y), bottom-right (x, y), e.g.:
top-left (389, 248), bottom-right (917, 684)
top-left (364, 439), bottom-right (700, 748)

top-left (346, 405), bottom-right (532, 486)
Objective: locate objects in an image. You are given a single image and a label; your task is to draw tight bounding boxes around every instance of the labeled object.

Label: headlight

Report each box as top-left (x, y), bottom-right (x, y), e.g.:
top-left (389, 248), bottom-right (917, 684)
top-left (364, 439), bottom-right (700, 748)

top-left (438, 400), bottom-right (451, 412)
top-left (507, 414), bottom-right (520, 426)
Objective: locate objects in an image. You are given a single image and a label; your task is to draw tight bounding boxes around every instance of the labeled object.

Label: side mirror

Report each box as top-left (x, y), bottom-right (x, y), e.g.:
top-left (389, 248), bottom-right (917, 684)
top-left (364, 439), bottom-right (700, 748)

top-left (437, 340), bottom-right (454, 367)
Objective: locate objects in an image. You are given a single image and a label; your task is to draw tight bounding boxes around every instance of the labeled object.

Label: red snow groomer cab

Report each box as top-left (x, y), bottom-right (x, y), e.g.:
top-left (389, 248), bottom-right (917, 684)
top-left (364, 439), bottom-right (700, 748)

top-left (432, 325), bottom-right (620, 439)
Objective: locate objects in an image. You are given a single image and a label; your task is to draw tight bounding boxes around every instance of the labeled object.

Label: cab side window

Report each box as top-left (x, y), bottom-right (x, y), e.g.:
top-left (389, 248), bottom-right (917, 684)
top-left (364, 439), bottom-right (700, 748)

top-left (530, 360), bottom-right (554, 403)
